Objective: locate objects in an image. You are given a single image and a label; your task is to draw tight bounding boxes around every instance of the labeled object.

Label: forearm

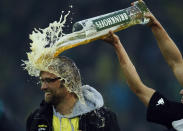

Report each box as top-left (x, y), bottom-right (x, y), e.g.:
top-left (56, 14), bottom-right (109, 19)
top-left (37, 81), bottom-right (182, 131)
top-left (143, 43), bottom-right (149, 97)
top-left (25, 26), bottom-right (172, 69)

top-left (115, 44), bottom-right (142, 89)
top-left (151, 23), bottom-right (183, 67)
top-left (114, 44), bottom-right (155, 106)
top-left (151, 23), bottom-right (183, 87)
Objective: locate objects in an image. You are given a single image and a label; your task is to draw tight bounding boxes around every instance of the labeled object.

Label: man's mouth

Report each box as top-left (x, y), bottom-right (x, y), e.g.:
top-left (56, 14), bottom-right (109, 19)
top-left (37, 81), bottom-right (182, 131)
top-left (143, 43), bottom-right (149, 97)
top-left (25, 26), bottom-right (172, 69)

top-left (45, 92), bottom-right (52, 96)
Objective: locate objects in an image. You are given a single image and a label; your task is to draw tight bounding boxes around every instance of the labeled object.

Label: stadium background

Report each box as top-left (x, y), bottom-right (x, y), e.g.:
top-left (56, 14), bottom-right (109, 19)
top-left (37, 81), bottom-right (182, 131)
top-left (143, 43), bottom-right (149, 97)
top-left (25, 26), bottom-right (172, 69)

top-left (0, 0), bottom-right (183, 130)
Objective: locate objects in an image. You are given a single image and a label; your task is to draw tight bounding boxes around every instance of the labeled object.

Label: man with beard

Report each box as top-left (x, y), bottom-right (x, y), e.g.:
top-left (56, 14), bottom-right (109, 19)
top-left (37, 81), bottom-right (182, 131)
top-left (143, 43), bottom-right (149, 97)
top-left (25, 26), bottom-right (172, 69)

top-left (103, 10), bottom-right (183, 130)
top-left (26, 56), bottom-right (120, 131)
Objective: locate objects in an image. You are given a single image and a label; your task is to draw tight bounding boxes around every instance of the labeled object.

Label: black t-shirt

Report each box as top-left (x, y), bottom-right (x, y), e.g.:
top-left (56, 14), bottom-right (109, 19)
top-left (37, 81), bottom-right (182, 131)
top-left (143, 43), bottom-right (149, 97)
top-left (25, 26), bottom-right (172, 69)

top-left (147, 92), bottom-right (183, 130)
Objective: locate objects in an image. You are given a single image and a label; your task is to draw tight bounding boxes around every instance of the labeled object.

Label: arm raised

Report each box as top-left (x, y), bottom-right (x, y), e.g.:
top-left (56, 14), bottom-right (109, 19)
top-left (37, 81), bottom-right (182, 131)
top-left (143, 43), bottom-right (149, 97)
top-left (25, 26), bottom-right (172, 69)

top-left (102, 31), bottom-right (155, 106)
top-left (145, 12), bottom-right (183, 87)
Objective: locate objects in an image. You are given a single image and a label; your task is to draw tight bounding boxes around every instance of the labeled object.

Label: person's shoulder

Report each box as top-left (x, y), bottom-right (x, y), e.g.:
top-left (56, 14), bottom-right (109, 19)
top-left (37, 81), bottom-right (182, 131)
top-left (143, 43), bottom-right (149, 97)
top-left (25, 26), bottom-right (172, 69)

top-left (100, 106), bottom-right (116, 113)
top-left (27, 101), bottom-right (52, 118)
top-left (85, 106), bottom-right (117, 119)
top-left (147, 91), bottom-right (183, 129)
top-left (100, 106), bottom-right (118, 121)
top-left (26, 101), bottom-right (44, 119)
top-left (79, 106), bottom-right (120, 130)
top-left (147, 91), bottom-right (183, 112)
top-left (98, 106), bottom-right (116, 115)
top-left (26, 107), bottom-right (40, 121)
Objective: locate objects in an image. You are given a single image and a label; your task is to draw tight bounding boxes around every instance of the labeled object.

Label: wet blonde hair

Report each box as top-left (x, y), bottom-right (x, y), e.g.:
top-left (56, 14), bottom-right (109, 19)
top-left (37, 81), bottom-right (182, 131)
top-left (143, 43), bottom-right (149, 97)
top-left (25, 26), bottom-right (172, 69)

top-left (47, 56), bottom-right (83, 101)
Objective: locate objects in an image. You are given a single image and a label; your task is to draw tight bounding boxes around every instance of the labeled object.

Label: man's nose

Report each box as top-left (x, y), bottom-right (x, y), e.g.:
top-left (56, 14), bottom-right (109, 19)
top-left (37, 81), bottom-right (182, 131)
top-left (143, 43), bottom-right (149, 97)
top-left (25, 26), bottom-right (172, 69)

top-left (41, 83), bottom-right (48, 91)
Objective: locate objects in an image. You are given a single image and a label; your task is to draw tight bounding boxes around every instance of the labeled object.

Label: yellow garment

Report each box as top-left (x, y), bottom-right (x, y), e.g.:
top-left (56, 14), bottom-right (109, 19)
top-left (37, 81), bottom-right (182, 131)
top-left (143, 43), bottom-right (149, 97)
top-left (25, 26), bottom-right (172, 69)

top-left (52, 115), bottom-right (79, 131)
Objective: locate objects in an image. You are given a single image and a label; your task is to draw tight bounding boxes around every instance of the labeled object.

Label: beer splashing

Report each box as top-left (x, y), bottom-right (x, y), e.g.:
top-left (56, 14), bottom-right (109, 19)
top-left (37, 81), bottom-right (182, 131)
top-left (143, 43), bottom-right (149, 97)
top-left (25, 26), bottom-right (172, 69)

top-left (22, 9), bottom-right (86, 104)
top-left (23, 11), bottom-right (70, 77)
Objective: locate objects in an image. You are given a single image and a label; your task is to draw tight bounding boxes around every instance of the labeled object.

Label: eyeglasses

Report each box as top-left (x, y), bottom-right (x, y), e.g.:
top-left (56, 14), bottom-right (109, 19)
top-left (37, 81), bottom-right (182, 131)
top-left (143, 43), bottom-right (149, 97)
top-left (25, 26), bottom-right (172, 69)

top-left (40, 77), bottom-right (61, 84)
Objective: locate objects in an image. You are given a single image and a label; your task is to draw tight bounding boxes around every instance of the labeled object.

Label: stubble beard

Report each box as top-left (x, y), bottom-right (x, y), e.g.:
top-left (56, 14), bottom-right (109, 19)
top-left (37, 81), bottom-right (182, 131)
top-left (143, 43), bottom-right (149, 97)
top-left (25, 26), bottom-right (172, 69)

top-left (45, 94), bottom-right (52, 103)
top-left (44, 92), bottom-right (65, 106)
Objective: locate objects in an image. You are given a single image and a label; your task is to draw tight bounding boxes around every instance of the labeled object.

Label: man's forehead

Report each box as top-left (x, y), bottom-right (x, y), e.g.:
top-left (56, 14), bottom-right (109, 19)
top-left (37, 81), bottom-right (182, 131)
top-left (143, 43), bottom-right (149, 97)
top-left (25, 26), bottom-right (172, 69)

top-left (40, 71), bottom-right (58, 78)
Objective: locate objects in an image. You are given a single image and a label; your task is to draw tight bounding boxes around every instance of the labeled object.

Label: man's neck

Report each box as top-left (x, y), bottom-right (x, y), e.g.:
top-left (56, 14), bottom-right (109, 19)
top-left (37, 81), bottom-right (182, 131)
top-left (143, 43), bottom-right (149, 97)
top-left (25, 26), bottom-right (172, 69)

top-left (54, 93), bottom-right (78, 115)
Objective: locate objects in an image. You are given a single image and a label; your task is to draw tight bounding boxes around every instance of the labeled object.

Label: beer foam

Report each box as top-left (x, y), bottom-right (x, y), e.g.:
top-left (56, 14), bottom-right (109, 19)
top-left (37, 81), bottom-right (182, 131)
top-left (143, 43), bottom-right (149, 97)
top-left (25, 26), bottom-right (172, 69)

top-left (23, 11), bottom-right (70, 77)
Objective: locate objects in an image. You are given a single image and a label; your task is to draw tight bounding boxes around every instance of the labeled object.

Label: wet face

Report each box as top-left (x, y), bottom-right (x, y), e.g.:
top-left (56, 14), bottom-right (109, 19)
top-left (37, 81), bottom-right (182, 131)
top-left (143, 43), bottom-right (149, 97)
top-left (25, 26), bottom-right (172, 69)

top-left (40, 71), bottom-right (68, 105)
